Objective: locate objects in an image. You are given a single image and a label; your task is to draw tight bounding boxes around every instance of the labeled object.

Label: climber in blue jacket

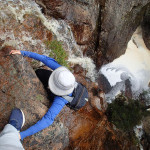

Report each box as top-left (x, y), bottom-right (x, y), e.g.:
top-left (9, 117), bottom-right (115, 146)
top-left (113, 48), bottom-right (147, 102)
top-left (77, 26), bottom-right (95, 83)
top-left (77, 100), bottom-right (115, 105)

top-left (10, 50), bottom-right (76, 140)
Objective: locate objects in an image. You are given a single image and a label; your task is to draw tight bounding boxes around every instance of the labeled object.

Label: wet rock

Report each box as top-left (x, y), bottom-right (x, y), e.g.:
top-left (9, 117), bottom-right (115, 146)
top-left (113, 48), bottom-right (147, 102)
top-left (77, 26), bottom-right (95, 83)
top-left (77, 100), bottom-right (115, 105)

top-left (36, 0), bottom-right (100, 54)
top-left (142, 6), bottom-right (150, 50)
top-left (73, 64), bottom-right (84, 74)
top-left (141, 116), bottom-right (150, 149)
top-left (98, 74), bottom-right (112, 93)
top-left (0, 38), bottom-right (4, 47)
top-left (98, 0), bottom-right (150, 66)
top-left (143, 116), bottom-right (150, 137)
top-left (38, 0), bottom-right (150, 68)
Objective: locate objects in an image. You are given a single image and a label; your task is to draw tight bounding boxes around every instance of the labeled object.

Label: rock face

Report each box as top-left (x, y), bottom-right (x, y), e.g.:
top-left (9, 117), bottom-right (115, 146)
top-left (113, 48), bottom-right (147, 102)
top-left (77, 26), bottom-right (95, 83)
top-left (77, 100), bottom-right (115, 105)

top-left (0, 46), bottom-right (69, 149)
top-left (0, 0), bottom-right (150, 149)
top-left (142, 6), bottom-right (150, 50)
top-left (0, 46), bottom-right (136, 149)
top-left (36, 0), bottom-right (150, 68)
top-left (98, 0), bottom-right (150, 66)
top-left (142, 116), bottom-right (150, 149)
top-left (36, 0), bottom-right (100, 56)
top-left (0, 1), bottom-right (53, 67)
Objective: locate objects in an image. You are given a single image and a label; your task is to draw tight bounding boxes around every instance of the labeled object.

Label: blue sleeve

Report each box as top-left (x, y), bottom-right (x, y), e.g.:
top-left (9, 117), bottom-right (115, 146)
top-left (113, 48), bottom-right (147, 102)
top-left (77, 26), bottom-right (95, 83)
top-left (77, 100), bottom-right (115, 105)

top-left (20, 97), bottom-right (68, 140)
top-left (20, 51), bottom-right (61, 70)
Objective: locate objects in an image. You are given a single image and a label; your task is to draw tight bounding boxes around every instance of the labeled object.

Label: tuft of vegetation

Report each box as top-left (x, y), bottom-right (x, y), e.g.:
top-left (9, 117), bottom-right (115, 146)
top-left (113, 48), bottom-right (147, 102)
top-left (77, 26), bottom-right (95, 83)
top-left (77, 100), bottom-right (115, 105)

top-left (45, 40), bottom-right (69, 68)
top-left (106, 95), bottom-right (150, 132)
top-left (36, 94), bottom-right (44, 102)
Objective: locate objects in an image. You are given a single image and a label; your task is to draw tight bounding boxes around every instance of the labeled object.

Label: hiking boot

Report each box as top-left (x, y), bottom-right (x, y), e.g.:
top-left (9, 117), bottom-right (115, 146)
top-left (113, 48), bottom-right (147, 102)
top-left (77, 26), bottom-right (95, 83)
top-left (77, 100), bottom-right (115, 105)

top-left (9, 108), bottom-right (25, 131)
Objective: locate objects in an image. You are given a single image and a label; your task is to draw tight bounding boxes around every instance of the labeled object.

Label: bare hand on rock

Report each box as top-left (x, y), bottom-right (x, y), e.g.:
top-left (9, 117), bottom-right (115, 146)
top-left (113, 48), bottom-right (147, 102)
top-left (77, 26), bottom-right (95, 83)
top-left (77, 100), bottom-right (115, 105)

top-left (10, 50), bottom-right (21, 55)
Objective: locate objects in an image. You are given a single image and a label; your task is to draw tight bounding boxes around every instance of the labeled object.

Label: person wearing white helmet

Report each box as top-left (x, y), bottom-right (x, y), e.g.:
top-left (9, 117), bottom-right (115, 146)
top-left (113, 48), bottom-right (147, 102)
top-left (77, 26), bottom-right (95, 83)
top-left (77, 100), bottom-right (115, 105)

top-left (10, 50), bottom-right (76, 140)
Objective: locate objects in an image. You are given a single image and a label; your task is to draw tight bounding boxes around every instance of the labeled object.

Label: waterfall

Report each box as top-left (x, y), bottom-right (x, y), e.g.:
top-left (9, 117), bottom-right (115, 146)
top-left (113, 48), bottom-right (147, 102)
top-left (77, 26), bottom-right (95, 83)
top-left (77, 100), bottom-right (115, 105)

top-left (99, 26), bottom-right (150, 102)
top-left (0, 0), bottom-right (97, 82)
top-left (134, 124), bottom-right (144, 150)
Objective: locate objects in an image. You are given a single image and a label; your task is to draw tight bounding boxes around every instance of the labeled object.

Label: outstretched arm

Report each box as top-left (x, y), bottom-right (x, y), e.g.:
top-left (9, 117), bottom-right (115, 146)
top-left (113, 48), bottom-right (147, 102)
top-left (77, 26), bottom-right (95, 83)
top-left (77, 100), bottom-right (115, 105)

top-left (20, 97), bottom-right (68, 140)
top-left (10, 50), bottom-right (61, 70)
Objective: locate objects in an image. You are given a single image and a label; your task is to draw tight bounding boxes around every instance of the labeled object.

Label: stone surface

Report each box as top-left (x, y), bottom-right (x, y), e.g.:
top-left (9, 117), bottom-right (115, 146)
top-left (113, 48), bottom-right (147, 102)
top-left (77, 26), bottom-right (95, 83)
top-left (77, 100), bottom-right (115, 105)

top-left (0, 46), bottom-right (137, 149)
top-left (0, 2), bottom-right (54, 68)
top-left (62, 71), bottom-right (137, 150)
top-left (142, 6), bottom-right (150, 50)
top-left (37, 0), bottom-right (150, 68)
top-left (97, 0), bottom-right (150, 67)
top-left (0, 46), bottom-right (69, 150)
top-left (36, 0), bottom-right (100, 55)
top-left (0, 0), bottom-right (150, 149)
top-left (142, 116), bottom-right (150, 149)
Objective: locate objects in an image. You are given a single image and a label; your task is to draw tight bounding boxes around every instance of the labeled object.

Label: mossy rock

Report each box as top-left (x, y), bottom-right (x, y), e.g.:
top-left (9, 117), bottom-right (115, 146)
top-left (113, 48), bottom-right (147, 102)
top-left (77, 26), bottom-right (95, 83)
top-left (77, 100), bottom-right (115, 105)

top-left (45, 40), bottom-right (70, 69)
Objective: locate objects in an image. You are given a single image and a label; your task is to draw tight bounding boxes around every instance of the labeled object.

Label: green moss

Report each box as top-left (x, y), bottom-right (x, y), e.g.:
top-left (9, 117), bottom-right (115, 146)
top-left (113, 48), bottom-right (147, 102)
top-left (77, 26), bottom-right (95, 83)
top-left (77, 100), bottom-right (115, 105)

top-left (36, 94), bottom-right (44, 102)
top-left (45, 40), bottom-right (70, 68)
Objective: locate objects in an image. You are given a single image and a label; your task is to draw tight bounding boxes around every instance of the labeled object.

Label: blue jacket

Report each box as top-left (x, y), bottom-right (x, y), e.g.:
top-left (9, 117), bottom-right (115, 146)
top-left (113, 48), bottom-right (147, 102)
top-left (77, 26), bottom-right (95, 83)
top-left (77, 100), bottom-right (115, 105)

top-left (20, 51), bottom-right (69, 140)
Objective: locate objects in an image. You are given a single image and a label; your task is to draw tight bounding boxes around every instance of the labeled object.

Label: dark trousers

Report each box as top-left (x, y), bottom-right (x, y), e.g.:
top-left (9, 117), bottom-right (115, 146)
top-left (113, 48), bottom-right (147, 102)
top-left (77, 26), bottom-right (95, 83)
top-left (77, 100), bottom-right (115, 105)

top-left (35, 69), bottom-right (55, 100)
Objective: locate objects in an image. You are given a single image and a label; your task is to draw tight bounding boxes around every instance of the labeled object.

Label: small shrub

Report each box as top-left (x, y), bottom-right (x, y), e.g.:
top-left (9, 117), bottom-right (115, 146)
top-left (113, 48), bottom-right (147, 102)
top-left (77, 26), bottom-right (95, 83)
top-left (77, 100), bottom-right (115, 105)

top-left (45, 40), bottom-right (69, 68)
top-left (106, 95), bottom-right (150, 132)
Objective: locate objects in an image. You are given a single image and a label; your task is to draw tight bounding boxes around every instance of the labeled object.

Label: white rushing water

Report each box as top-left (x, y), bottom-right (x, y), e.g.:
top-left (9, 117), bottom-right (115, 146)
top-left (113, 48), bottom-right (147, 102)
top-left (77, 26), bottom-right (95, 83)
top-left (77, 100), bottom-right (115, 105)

top-left (100, 26), bottom-right (150, 102)
top-left (134, 124), bottom-right (144, 150)
top-left (0, 0), bottom-right (97, 82)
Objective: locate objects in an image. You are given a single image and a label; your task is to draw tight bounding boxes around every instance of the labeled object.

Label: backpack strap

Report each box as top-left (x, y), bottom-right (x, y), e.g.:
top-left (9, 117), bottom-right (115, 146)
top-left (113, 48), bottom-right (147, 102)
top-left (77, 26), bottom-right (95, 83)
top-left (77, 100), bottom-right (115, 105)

top-left (62, 95), bottom-right (74, 103)
top-left (62, 82), bottom-right (78, 103)
top-left (74, 82), bottom-right (78, 88)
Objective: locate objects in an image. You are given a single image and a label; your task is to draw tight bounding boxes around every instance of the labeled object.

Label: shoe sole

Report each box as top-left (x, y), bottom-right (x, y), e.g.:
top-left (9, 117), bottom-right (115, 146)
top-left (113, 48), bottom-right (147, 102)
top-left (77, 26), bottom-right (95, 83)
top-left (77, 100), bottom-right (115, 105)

top-left (20, 109), bottom-right (25, 128)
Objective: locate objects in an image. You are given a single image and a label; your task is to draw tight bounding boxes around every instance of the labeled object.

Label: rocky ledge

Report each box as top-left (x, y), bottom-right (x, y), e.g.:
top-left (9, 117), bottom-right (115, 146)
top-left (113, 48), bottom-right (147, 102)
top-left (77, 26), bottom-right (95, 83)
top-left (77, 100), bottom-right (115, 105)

top-left (0, 46), bottom-right (138, 149)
